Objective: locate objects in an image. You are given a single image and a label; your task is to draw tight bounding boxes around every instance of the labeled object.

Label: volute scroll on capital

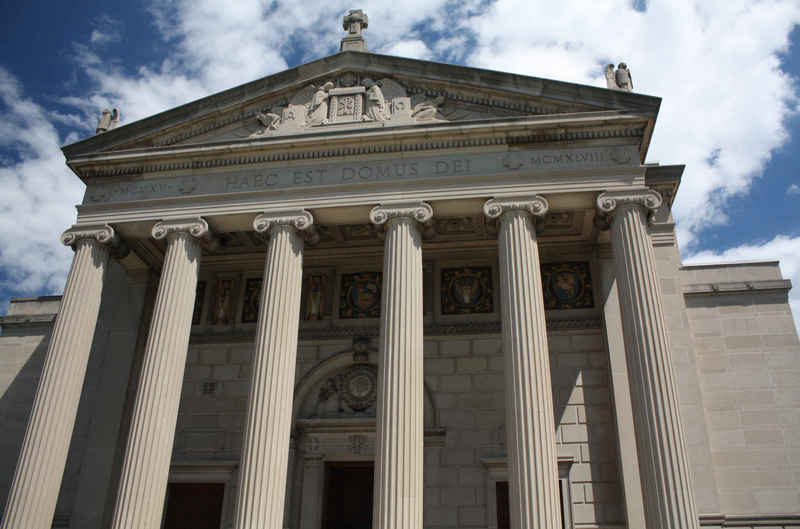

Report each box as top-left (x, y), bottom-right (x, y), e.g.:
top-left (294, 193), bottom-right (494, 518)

top-left (61, 224), bottom-right (117, 248)
top-left (151, 217), bottom-right (212, 241)
top-left (482, 195), bottom-right (550, 220)
top-left (369, 202), bottom-right (434, 226)
top-left (596, 189), bottom-right (663, 217)
top-left (252, 210), bottom-right (318, 244)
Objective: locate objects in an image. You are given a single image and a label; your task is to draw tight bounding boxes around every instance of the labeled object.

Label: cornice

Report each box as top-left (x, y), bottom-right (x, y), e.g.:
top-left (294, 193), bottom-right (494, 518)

top-left (682, 279), bottom-right (792, 296)
top-left (68, 114), bottom-right (647, 181)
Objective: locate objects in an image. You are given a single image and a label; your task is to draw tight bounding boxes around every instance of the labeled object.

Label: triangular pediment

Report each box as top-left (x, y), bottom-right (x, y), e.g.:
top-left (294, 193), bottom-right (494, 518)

top-left (62, 51), bottom-right (661, 159)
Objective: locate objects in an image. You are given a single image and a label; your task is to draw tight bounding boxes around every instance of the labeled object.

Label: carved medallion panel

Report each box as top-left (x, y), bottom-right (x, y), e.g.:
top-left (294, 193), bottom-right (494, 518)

top-left (541, 262), bottom-right (594, 310)
top-left (339, 272), bottom-right (382, 319)
top-left (441, 267), bottom-right (494, 315)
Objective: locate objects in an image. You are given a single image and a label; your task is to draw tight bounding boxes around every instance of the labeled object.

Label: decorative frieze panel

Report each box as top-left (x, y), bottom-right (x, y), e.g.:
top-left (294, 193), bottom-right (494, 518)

top-left (339, 272), bottom-right (382, 319)
top-left (541, 262), bottom-right (594, 310)
top-left (240, 278), bottom-right (262, 324)
top-left (441, 266), bottom-right (494, 315)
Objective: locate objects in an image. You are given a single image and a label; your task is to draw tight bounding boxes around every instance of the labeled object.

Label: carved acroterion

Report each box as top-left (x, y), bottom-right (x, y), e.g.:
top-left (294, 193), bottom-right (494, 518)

top-left (605, 62), bottom-right (633, 91)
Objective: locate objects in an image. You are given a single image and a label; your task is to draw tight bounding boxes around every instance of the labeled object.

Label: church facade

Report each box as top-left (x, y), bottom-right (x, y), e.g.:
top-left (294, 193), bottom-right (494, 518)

top-left (1, 14), bottom-right (799, 529)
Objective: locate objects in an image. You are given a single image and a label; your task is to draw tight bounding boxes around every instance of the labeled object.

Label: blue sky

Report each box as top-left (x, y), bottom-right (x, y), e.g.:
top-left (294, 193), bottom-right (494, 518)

top-left (1, 0), bottom-right (799, 324)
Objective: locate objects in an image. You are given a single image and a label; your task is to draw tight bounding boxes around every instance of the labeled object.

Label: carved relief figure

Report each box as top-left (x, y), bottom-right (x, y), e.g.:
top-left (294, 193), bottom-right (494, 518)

top-left (304, 275), bottom-right (326, 320)
top-left (411, 95), bottom-right (444, 120)
top-left (213, 278), bottom-right (233, 324)
top-left (256, 109), bottom-right (281, 131)
top-left (308, 81), bottom-right (334, 125)
top-left (362, 78), bottom-right (388, 121)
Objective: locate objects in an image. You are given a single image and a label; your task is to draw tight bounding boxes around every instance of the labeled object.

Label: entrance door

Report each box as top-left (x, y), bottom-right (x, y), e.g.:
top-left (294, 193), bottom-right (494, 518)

top-left (322, 462), bottom-right (374, 529)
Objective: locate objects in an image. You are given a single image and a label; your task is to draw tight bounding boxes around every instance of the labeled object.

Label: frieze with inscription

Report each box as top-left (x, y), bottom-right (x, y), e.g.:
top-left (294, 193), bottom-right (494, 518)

top-left (83, 145), bottom-right (640, 205)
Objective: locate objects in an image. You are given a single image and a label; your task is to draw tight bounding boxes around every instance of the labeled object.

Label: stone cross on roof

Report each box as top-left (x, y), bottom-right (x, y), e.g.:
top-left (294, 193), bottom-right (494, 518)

top-left (341, 9), bottom-right (368, 52)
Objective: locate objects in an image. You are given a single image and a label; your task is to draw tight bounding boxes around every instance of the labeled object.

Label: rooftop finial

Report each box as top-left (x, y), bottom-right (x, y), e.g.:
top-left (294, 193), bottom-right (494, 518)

top-left (341, 9), bottom-right (368, 52)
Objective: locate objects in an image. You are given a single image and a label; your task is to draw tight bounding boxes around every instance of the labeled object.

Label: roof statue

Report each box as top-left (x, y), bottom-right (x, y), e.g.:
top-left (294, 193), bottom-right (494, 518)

top-left (95, 108), bottom-right (120, 134)
top-left (341, 9), bottom-right (368, 52)
top-left (605, 62), bottom-right (633, 91)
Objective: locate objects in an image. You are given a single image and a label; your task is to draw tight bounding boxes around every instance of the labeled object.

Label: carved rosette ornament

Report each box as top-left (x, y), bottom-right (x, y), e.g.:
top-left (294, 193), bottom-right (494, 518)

top-left (483, 195), bottom-right (549, 221)
top-left (341, 365), bottom-right (378, 411)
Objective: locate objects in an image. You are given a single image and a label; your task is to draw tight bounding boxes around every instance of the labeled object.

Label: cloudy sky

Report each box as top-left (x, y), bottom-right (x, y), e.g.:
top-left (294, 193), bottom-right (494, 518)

top-left (1, 0), bottom-right (799, 326)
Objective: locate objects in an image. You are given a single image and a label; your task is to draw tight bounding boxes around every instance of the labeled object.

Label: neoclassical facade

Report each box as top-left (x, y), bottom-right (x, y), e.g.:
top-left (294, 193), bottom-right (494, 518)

top-left (1, 16), bottom-right (799, 529)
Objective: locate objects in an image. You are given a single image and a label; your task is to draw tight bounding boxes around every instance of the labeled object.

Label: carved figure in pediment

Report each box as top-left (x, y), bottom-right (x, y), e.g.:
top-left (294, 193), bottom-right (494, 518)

top-left (362, 78), bottom-right (389, 121)
top-left (256, 109), bottom-right (281, 131)
top-left (308, 81), bottom-right (334, 125)
top-left (411, 94), bottom-right (444, 120)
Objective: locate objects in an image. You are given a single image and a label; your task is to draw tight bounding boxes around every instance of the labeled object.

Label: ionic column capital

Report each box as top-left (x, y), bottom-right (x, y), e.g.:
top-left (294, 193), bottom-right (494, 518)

top-left (253, 210), bottom-right (317, 244)
top-left (151, 217), bottom-right (212, 240)
top-left (483, 195), bottom-right (549, 220)
top-left (596, 189), bottom-right (663, 216)
top-left (369, 202), bottom-right (433, 226)
top-left (61, 224), bottom-right (118, 248)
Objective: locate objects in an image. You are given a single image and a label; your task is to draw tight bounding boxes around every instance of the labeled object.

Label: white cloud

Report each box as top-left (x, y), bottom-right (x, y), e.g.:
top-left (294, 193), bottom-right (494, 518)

top-left (685, 235), bottom-right (800, 332)
top-left (788, 183), bottom-right (800, 195)
top-left (0, 68), bottom-right (83, 297)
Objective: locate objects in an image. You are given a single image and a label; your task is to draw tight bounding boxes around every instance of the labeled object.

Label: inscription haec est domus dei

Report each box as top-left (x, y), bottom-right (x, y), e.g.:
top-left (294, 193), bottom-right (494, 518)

top-left (85, 145), bottom-right (637, 204)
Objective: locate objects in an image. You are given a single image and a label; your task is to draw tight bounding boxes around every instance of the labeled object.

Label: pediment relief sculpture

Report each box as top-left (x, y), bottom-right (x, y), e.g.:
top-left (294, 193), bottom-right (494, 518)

top-left (248, 74), bottom-right (446, 138)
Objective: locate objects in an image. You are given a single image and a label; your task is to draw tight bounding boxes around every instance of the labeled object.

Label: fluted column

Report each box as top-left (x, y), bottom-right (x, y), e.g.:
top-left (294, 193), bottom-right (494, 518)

top-left (233, 211), bottom-right (313, 529)
top-left (369, 202), bottom-right (431, 529)
top-left (1, 226), bottom-right (118, 529)
top-left (484, 196), bottom-right (562, 529)
top-left (110, 218), bottom-right (211, 529)
top-left (597, 190), bottom-right (698, 529)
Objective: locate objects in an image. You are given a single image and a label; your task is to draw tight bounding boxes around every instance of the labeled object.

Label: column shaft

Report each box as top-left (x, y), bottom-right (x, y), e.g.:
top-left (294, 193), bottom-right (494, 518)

top-left (1, 230), bottom-right (112, 529)
top-left (371, 203), bottom-right (429, 529)
top-left (233, 221), bottom-right (305, 529)
top-left (608, 202), bottom-right (698, 529)
top-left (495, 209), bottom-right (561, 529)
top-left (110, 222), bottom-right (205, 529)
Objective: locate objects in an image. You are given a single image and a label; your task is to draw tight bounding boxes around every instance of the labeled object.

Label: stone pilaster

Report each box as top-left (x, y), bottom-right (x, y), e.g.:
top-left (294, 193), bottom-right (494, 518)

top-left (484, 196), bottom-right (562, 529)
top-left (110, 218), bottom-right (210, 529)
top-left (0, 226), bottom-right (118, 529)
top-left (369, 202), bottom-right (431, 529)
top-left (597, 189), bottom-right (699, 529)
top-left (232, 211), bottom-right (313, 529)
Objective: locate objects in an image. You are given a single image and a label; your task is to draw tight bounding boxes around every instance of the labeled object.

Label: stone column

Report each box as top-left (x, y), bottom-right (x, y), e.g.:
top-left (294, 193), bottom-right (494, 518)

top-left (0, 226), bottom-right (118, 529)
top-left (110, 218), bottom-right (210, 529)
top-left (597, 190), bottom-right (699, 529)
top-left (232, 211), bottom-right (313, 529)
top-left (483, 196), bottom-right (562, 529)
top-left (369, 202), bottom-right (431, 529)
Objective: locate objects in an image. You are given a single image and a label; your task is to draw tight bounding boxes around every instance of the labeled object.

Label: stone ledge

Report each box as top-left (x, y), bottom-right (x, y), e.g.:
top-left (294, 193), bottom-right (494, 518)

top-left (699, 513), bottom-right (800, 526)
top-left (683, 279), bottom-right (792, 296)
top-left (0, 313), bottom-right (57, 326)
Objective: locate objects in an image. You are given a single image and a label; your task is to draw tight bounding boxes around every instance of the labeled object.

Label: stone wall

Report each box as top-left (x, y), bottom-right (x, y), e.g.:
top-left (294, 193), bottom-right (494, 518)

top-left (174, 329), bottom-right (623, 528)
top-left (682, 261), bottom-right (800, 515)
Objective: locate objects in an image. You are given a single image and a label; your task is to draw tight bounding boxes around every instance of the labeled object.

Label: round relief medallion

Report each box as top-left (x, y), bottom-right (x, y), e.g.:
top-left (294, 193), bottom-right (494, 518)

top-left (341, 365), bottom-right (377, 411)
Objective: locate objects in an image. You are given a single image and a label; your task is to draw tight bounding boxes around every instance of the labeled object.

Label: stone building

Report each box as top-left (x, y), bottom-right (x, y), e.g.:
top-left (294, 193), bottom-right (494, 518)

top-left (1, 12), bottom-right (799, 529)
